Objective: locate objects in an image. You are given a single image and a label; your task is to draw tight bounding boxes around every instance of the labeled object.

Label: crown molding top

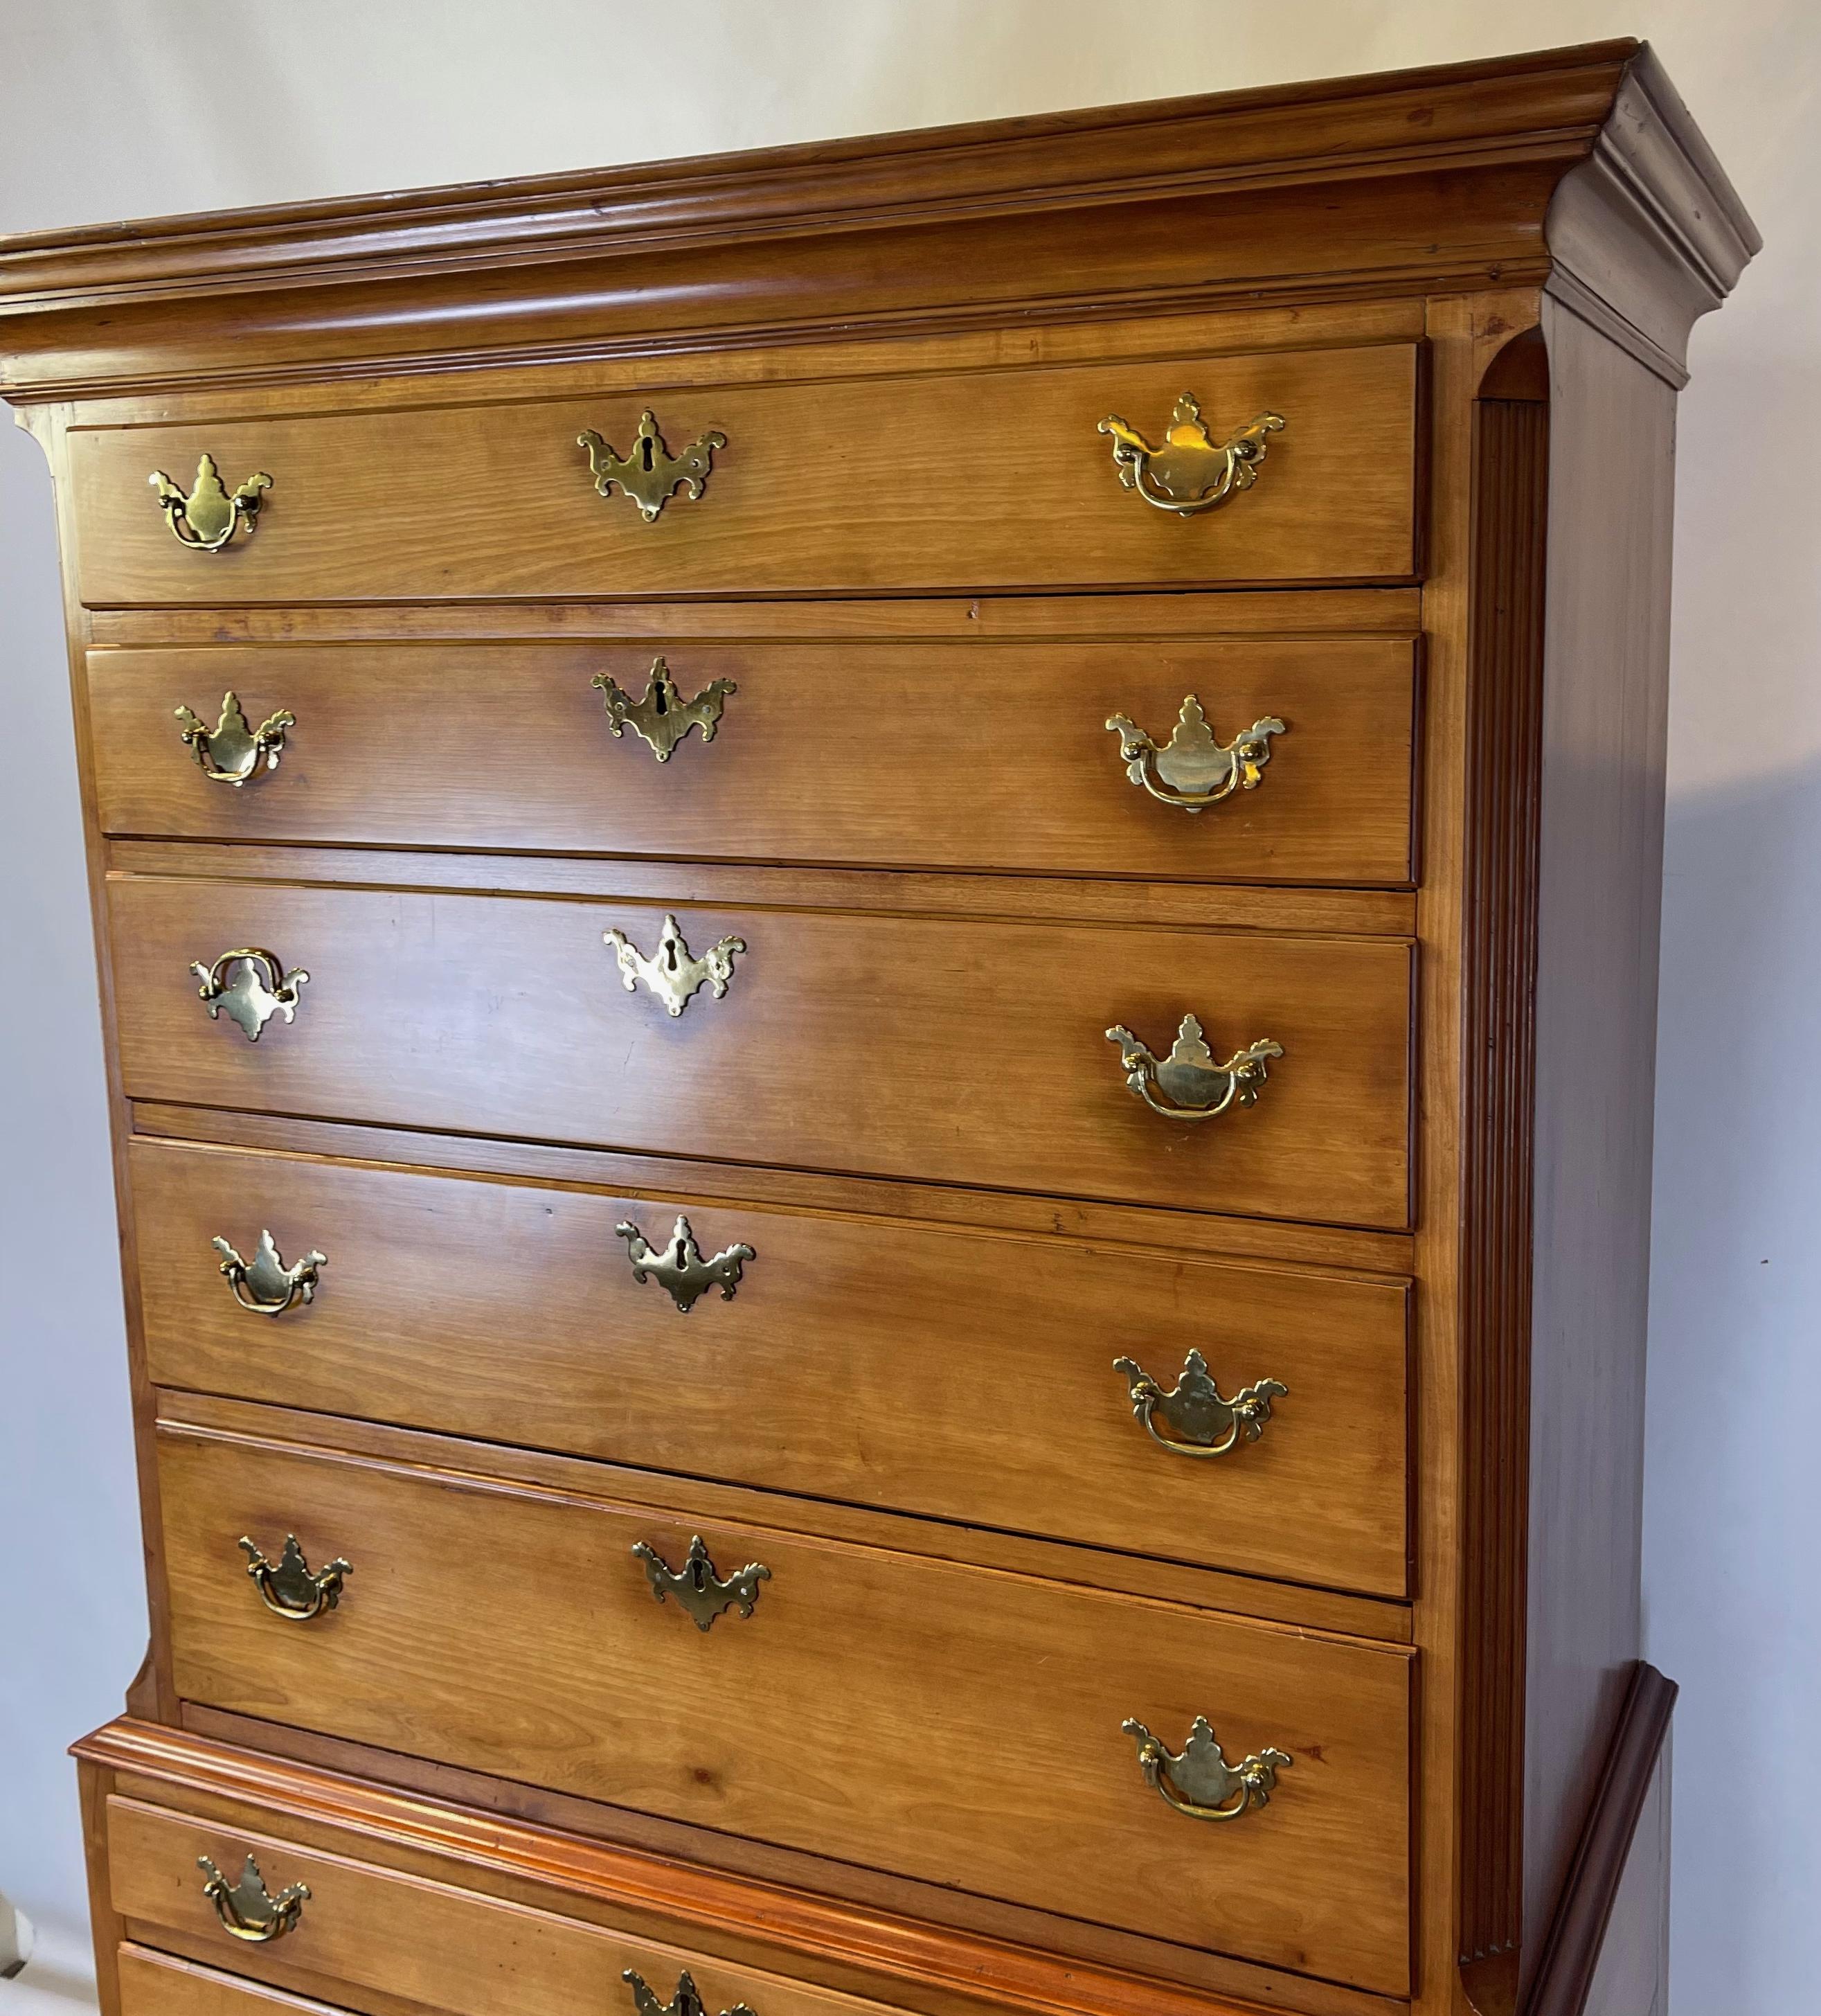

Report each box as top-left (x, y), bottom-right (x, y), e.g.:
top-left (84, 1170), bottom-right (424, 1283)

top-left (0, 39), bottom-right (1757, 401)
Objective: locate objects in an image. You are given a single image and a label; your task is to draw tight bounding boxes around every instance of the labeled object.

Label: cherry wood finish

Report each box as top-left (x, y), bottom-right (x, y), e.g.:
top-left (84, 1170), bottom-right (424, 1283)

top-left (155, 1386), bottom-right (1408, 1666)
top-left (84, 581), bottom-right (1423, 648)
top-left (79, 1722), bottom-right (1394, 2016)
top-left (154, 1418), bottom-right (1415, 1996)
top-left (107, 877), bottom-right (1415, 1228)
top-left (129, 1136), bottom-right (1412, 1596)
top-left (1455, 338), bottom-right (1549, 1977)
top-left (1524, 1665), bottom-right (1676, 2016)
top-left (0, 46), bottom-right (1734, 400)
top-left (66, 345), bottom-right (1419, 606)
top-left (127, 1103), bottom-right (1418, 1282)
top-left (6, 39), bottom-right (1761, 2016)
top-left (118, 1948), bottom-right (356, 2016)
top-left (109, 1803), bottom-right (947, 2016)
top-left (86, 637), bottom-right (1417, 884)
top-left (105, 839), bottom-right (1417, 940)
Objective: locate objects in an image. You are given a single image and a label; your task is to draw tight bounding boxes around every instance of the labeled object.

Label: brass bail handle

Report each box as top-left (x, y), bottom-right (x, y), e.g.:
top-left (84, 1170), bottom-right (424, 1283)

top-left (213, 1229), bottom-right (326, 1316)
top-left (1113, 1350), bottom-right (1287, 1459)
top-left (240, 1534), bottom-right (351, 1621)
top-left (191, 947), bottom-right (310, 1042)
top-left (1105, 1015), bottom-right (1282, 1121)
top-left (1098, 395), bottom-right (1284, 516)
top-left (176, 690), bottom-right (296, 785)
top-left (150, 455), bottom-right (272, 551)
top-left (1105, 697), bottom-right (1286, 812)
top-left (198, 1853), bottom-right (310, 1941)
top-left (1122, 1715), bottom-right (1291, 1822)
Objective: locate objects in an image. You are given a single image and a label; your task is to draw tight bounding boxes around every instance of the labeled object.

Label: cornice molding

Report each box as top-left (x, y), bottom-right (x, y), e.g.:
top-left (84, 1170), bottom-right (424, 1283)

top-left (0, 40), bottom-right (1756, 402)
top-left (1545, 43), bottom-right (1761, 384)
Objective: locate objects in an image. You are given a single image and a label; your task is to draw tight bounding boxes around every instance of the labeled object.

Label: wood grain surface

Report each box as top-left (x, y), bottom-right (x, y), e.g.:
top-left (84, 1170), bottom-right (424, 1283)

top-left (86, 637), bottom-right (1417, 885)
top-left (107, 877), bottom-right (1414, 1227)
top-left (155, 1421), bottom-right (1414, 1995)
top-left (66, 346), bottom-right (1419, 605)
top-left (111, 1801), bottom-right (945, 2016)
top-left (129, 1136), bottom-right (1412, 1596)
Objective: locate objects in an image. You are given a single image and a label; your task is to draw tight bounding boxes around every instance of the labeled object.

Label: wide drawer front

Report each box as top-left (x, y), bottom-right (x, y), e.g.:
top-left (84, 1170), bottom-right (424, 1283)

top-left (132, 1137), bottom-right (1412, 1595)
top-left (157, 1424), bottom-right (1415, 1994)
top-left (109, 880), bottom-right (1412, 1226)
top-left (87, 636), bottom-right (1417, 885)
top-left (110, 1809), bottom-right (933, 2016)
top-left (69, 344), bottom-right (1420, 605)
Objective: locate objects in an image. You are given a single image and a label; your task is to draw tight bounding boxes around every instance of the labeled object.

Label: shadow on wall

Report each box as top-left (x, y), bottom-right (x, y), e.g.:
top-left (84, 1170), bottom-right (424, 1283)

top-left (0, 420), bottom-right (143, 2005)
top-left (1645, 758), bottom-right (1821, 2016)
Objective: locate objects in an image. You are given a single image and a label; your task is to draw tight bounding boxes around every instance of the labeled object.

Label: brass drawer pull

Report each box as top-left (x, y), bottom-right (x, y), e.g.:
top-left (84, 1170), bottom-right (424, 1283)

top-left (192, 947), bottom-right (310, 1042)
top-left (1114, 1350), bottom-right (1287, 1458)
top-left (594, 657), bottom-right (736, 762)
top-left (177, 690), bottom-right (295, 784)
top-left (619, 1215), bottom-right (754, 1312)
top-left (633, 1534), bottom-right (769, 1632)
top-left (604, 913), bottom-right (745, 1017)
top-left (626, 1971), bottom-right (757, 2016)
top-left (579, 410), bottom-right (726, 521)
top-left (1122, 1716), bottom-right (1291, 1822)
top-left (1098, 395), bottom-right (1283, 516)
top-left (198, 1853), bottom-right (309, 1941)
top-left (1106, 697), bottom-right (1285, 811)
top-left (213, 1230), bottom-right (326, 1316)
top-left (240, 1534), bottom-right (351, 1621)
top-left (150, 455), bottom-right (271, 551)
top-left (1105, 1015), bottom-right (1280, 1121)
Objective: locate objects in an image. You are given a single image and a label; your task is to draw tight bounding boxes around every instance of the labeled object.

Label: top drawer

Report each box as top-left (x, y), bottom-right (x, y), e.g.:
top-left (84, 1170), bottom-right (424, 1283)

top-left (67, 344), bottom-right (1421, 605)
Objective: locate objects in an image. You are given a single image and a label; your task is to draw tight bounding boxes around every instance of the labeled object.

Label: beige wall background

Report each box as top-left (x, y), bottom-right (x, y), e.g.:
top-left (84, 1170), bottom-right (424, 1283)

top-left (1, 6), bottom-right (1815, 2013)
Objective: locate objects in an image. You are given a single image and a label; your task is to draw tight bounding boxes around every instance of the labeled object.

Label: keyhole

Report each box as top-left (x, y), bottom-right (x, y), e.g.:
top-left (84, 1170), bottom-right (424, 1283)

top-left (639, 436), bottom-right (656, 472)
top-left (653, 685), bottom-right (670, 715)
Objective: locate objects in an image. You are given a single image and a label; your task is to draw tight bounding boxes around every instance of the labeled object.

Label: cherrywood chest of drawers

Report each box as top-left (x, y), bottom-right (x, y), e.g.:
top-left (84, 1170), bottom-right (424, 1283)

top-left (0, 39), bottom-right (1756, 2016)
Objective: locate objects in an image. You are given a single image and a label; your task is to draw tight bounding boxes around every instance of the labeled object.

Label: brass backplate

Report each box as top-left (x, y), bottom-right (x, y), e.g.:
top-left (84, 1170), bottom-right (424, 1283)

top-left (604, 913), bottom-right (745, 1017)
top-left (1113, 1350), bottom-right (1287, 1457)
top-left (240, 1534), bottom-right (351, 1621)
top-left (625, 1971), bottom-right (757, 2016)
top-left (212, 1229), bottom-right (326, 1317)
top-left (197, 1853), bottom-right (310, 1941)
top-left (1106, 697), bottom-right (1286, 811)
top-left (1098, 395), bottom-right (1284, 515)
top-left (618, 1215), bottom-right (754, 1311)
top-left (578, 411), bottom-right (726, 521)
top-left (633, 1534), bottom-right (769, 1632)
top-left (150, 456), bottom-right (272, 551)
top-left (1105, 1014), bottom-right (1282, 1120)
top-left (191, 949), bottom-right (310, 1042)
top-left (593, 657), bottom-right (736, 761)
top-left (176, 690), bottom-right (296, 784)
top-left (1122, 1715), bottom-right (1291, 1821)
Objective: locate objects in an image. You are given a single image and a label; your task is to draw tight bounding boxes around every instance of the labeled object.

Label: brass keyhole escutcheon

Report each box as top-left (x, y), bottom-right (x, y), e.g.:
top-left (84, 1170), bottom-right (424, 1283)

top-left (578, 411), bottom-right (726, 521)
